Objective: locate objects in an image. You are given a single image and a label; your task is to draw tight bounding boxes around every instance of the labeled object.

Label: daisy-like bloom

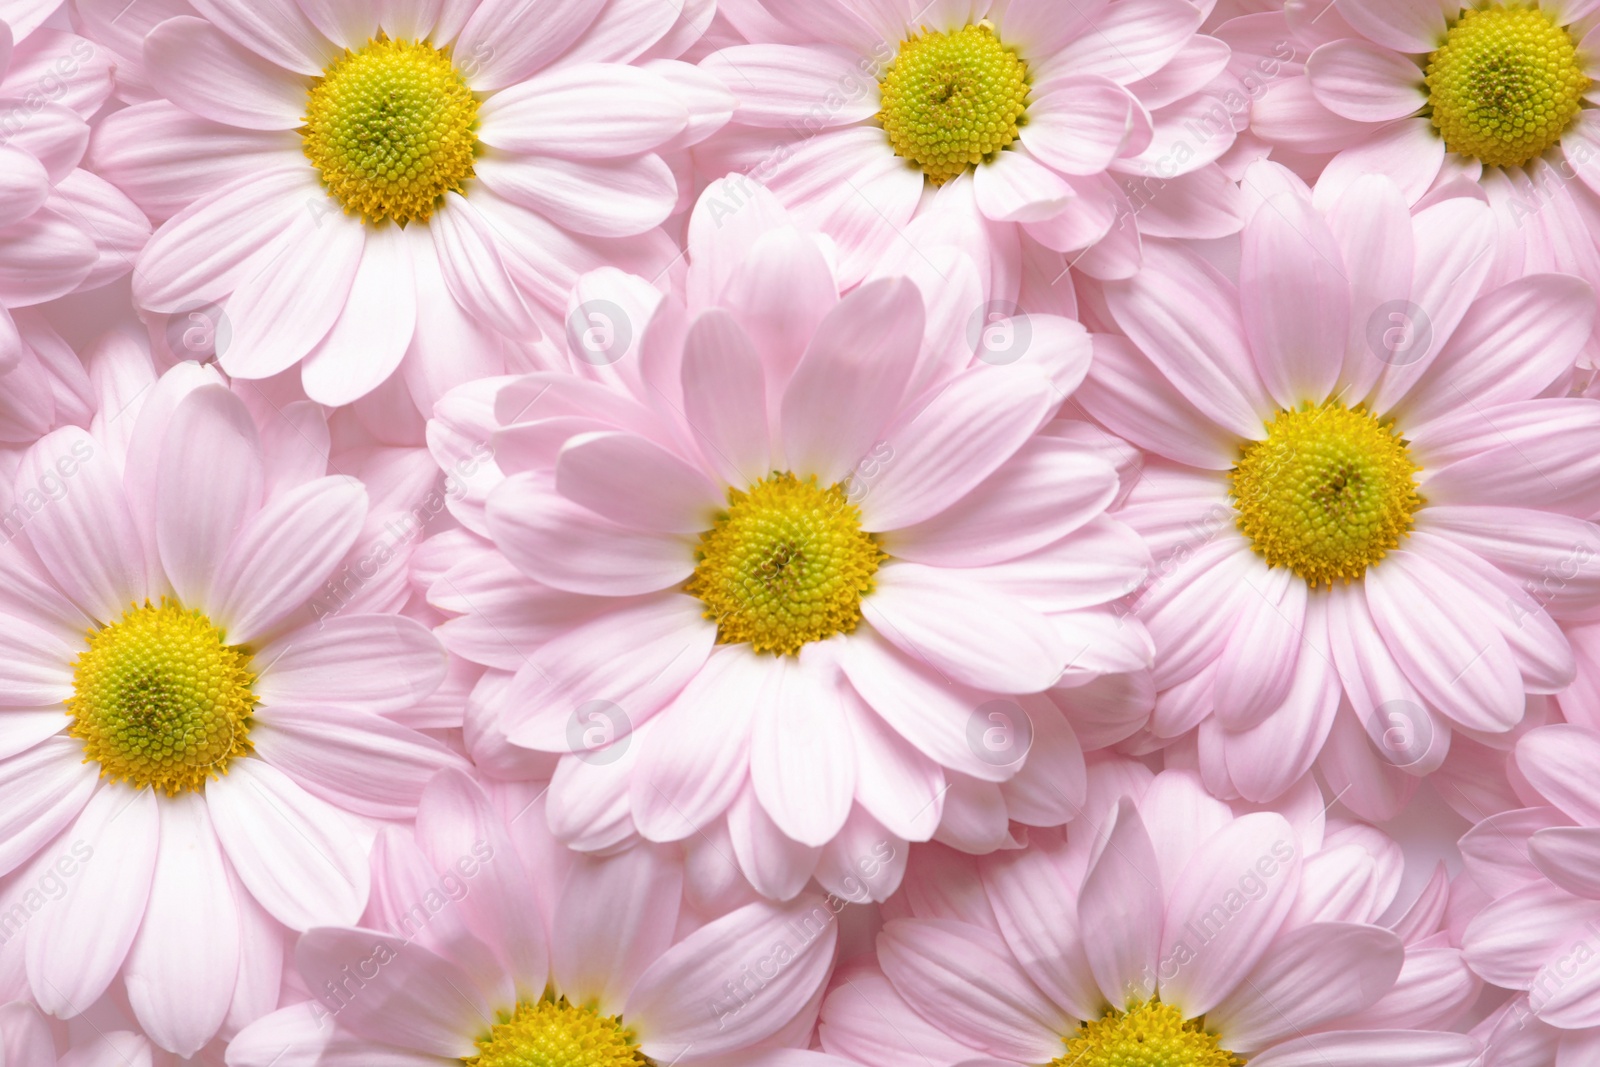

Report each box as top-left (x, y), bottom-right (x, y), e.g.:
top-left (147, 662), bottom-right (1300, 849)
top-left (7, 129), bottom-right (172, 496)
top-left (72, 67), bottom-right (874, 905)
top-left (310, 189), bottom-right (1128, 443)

top-left (77, 0), bottom-right (729, 411)
top-left (1461, 722), bottom-right (1600, 1035)
top-left (228, 768), bottom-right (853, 1067)
top-left (0, 363), bottom-right (463, 1057)
top-left (694, 0), bottom-right (1246, 293)
top-left (1075, 160), bottom-right (1600, 821)
top-left (1245, 0), bottom-right (1600, 365)
top-left (424, 178), bottom-right (1152, 902)
top-left (819, 760), bottom-right (1483, 1067)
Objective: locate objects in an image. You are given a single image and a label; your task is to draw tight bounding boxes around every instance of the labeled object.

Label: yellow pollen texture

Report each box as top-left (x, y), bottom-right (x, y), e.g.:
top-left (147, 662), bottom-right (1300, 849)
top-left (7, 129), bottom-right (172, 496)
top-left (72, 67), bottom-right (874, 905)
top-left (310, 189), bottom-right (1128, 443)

top-left (685, 472), bottom-right (885, 656)
top-left (1425, 5), bottom-right (1589, 167)
top-left (1055, 1000), bottom-right (1244, 1067)
top-left (67, 598), bottom-right (256, 796)
top-left (463, 997), bottom-right (650, 1067)
top-left (302, 36), bottom-right (479, 224)
top-left (878, 21), bottom-right (1030, 183)
top-left (1230, 400), bottom-right (1423, 588)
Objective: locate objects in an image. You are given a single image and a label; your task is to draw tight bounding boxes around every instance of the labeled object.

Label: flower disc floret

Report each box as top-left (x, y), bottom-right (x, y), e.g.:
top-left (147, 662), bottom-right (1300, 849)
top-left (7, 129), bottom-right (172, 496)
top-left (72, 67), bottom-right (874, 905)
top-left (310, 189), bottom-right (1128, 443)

top-left (303, 36), bottom-right (480, 224)
top-left (464, 997), bottom-right (650, 1067)
top-left (1229, 400), bottom-right (1423, 588)
top-left (1055, 1000), bottom-right (1243, 1067)
top-left (686, 472), bottom-right (885, 656)
top-left (878, 22), bottom-right (1030, 183)
top-left (1425, 6), bottom-right (1589, 167)
top-left (66, 598), bottom-right (256, 795)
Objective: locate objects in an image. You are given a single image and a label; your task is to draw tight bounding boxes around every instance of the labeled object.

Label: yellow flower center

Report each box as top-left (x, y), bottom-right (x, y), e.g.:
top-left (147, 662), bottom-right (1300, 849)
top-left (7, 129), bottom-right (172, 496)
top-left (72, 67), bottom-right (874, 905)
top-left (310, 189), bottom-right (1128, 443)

top-left (1229, 400), bottom-right (1423, 588)
top-left (878, 21), bottom-right (1030, 184)
top-left (302, 36), bottom-right (479, 224)
top-left (1056, 1000), bottom-right (1244, 1067)
top-left (685, 472), bottom-right (885, 656)
top-left (1425, 5), bottom-right (1589, 167)
top-left (66, 599), bottom-right (256, 796)
top-left (464, 997), bottom-right (650, 1067)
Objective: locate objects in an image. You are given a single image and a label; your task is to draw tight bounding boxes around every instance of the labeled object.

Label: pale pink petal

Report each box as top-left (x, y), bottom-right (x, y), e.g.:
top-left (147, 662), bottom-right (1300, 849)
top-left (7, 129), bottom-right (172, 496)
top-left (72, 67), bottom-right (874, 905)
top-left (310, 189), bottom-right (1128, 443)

top-left (727, 784), bottom-right (822, 900)
top-left (700, 44), bottom-right (877, 128)
top-left (1103, 238), bottom-right (1270, 438)
top-left (1239, 162), bottom-right (1349, 407)
top-left (859, 367), bottom-right (1056, 531)
top-left (0, 614), bottom-right (76, 706)
top-left (497, 594), bottom-right (714, 751)
top-left (818, 966), bottom-right (983, 1067)
top-left (1529, 826), bottom-right (1600, 899)
top-left (1248, 1031), bottom-right (1479, 1067)
top-left (18, 426), bottom-right (148, 621)
top-left (980, 842), bottom-right (1103, 1021)
top-left (0, 209), bottom-right (96, 306)
top-left (779, 278), bottom-right (922, 486)
top-left (1159, 812), bottom-right (1301, 1016)
top-left (681, 308), bottom-right (772, 487)
top-left (156, 385), bottom-right (263, 608)
top-left (486, 473), bottom-right (693, 595)
top-left (1080, 798), bottom-right (1162, 1006)
top-left (876, 918), bottom-right (1067, 1062)
top-left (1317, 118), bottom-right (1444, 208)
top-left (452, 0), bottom-right (606, 90)
top-left (301, 221), bottom-right (417, 406)
top-left (1209, 922), bottom-right (1401, 1052)
top-left (294, 930), bottom-right (484, 1057)
top-left (1519, 725), bottom-right (1600, 824)
top-left (1366, 551), bottom-right (1523, 733)
top-left (0, 737), bottom-right (96, 877)
top-left (209, 475), bottom-right (367, 644)
top-left (255, 615), bottom-right (445, 713)
top-left (225, 1003), bottom-right (436, 1067)
top-left (480, 63), bottom-right (687, 156)
top-left (1212, 563), bottom-right (1306, 731)
top-left (1334, 0), bottom-right (1447, 52)
top-left (250, 704), bottom-right (462, 819)
top-left (217, 210), bottom-right (366, 382)
top-left (1307, 39), bottom-right (1427, 121)
top-left (206, 759), bottom-right (369, 930)
top-left (429, 193), bottom-right (538, 337)
top-left (719, 227), bottom-right (837, 401)
top-left (556, 431), bottom-right (722, 533)
top-left (864, 563), bottom-right (1066, 694)
top-left (188, 0), bottom-right (337, 74)
top-left (886, 438), bottom-right (1117, 567)
top-left (1400, 274), bottom-right (1595, 429)
top-left (552, 846), bottom-right (682, 1015)
top-left (133, 168), bottom-right (316, 312)
top-left (1049, 0), bottom-right (1203, 85)
top-left (628, 895), bottom-right (838, 1059)
top-left (630, 646), bottom-right (758, 841)
top-left (1023, 76), bottom-right (1134, 175)
top-left (27, 784), bottom-right (157, 1018)
top-left (751, 651), bottom-right (856, 847)
top-left (1463, 880), bottom-right (1600, 987)
top-left (973, 150), bottom-right (1074, 223)
top-left (414, 768), bottom-right (548, 992)
top-left (123, 793), bottom-right (238, 1058)
top-left (846, 695), bottom-right (945, 843)
top-left (475, 152), bottom-right (676, 238)
top-left (296, 0), bottom-right (382, 50)
top-left (1076, 334), bottom-right (1240, 468)
top-left (0, 145), bottom-right (49, 229)
top-left (144, 16), bottom-right (307, 129)
top-left (839, 630), bottom-right (1016, 783)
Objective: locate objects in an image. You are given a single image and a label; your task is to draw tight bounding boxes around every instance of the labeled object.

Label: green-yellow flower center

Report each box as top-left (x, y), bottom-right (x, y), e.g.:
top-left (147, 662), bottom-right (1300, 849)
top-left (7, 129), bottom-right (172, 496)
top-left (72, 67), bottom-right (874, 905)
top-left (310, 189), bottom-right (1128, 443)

top-left (685, 472), bottom-right (885, 656)
top-left (66, 599), bottom-right (256, 796)
top-left (1055, 1000), bottom-right (1244, 1067)
top-left (303, 36), bottom-right (479, 224)
top-left (878, 21), bottom-right (1030, 184)
top-left (1425, 5), bottom-right (1589, 167)
top-left (463, 997), bottom-right (650, 1067)
top-left (1230, 400), bottom-right (1424, 588)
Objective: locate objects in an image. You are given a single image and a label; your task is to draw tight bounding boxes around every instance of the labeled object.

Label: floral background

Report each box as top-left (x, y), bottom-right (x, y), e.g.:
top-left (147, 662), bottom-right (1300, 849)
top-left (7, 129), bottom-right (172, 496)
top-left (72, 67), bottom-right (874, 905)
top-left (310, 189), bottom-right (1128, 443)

top-left (0, 0), bottom-right (1596, 1064)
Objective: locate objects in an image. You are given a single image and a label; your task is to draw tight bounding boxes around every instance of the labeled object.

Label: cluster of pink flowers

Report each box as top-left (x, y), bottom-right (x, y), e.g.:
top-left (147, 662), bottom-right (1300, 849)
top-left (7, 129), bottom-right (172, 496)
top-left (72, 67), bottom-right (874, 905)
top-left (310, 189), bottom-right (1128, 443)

top-left (0, 0), bottom-right (1596, 1063)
